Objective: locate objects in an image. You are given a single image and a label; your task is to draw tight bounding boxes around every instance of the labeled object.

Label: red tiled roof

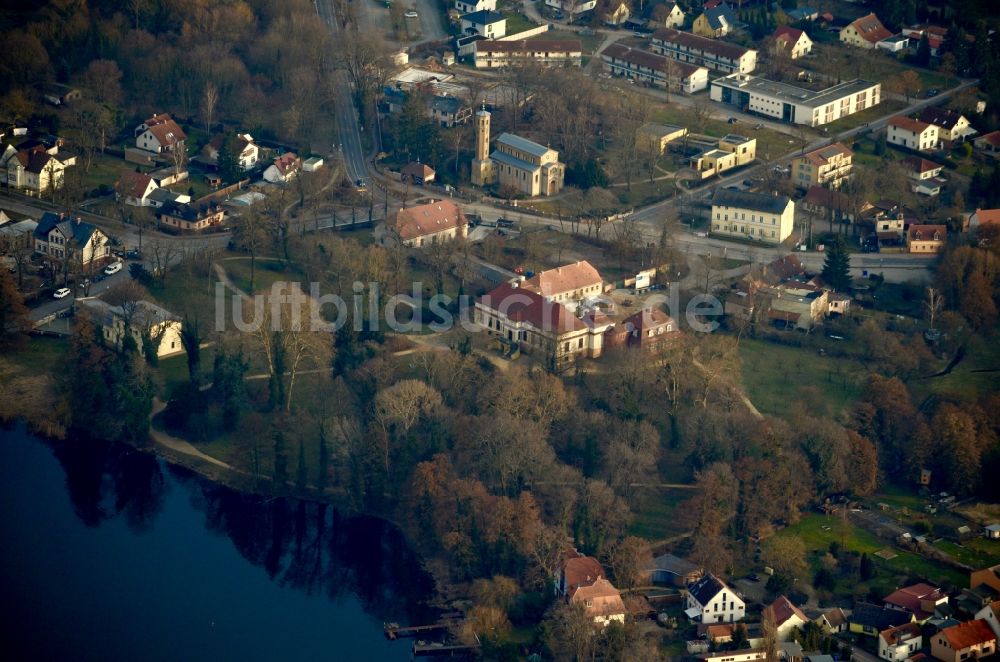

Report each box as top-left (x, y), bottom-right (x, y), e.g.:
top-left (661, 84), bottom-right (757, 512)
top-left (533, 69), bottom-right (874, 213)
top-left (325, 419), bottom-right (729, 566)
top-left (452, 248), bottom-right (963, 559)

top-left (939, 620), bottom-right (996, 650)
top-left (143, 114), bottom-right (186, 147)
top-left (768, 595), bottom-right (808, 627)
top-left (800, 142), bottom-right (852, 166)
top-left (562, 555), bottom-right (606, 597)
top-left (973, 209), bottom-right (1000, 226)
top-left (393, 199), bottom-right (466, 240)
top-left (908, 224), bottom-right (947, 242)
top-left (525, 261), bottom-right (603, 298)
top-left (475, 39), bottom-right (582, 55)
top-left (889, 115), bottom-right (933, 134)
top-left (902, 156), bottom-right (942, 175)
top-left (879, 622), bottom-right (922, 645)
top-left (118, 171), bottom-right (155, 199)
top-left (623, 307), bottom-right (676, 335)
top-left (978, 131), bottom-right (1000, 147)
top-left (480, 282), bottom-right (586, 334)
top-left (601, 43), bottom-right (703, 78)
top-left (401, 162), bottom-right (435, 179)
top-left (773, 26), bottom-right (805, 45)
top-left (846, 13), bottom-right (892, 44)
top-left (652, 28), bottom-right (754, 61)
top-left (272, 153), bottom-right (300, 177)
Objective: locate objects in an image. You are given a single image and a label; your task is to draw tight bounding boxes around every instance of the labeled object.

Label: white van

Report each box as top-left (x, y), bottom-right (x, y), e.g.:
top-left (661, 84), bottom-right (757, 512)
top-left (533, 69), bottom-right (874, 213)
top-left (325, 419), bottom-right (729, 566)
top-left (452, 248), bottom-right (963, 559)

top-left (104, 261), bottom-right (123, 275)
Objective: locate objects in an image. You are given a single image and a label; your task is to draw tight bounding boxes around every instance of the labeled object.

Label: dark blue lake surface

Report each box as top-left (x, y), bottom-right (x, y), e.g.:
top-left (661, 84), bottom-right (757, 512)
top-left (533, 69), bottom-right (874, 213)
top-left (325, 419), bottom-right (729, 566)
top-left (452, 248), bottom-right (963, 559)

top-left (0, 423), bottom-right (432, 661)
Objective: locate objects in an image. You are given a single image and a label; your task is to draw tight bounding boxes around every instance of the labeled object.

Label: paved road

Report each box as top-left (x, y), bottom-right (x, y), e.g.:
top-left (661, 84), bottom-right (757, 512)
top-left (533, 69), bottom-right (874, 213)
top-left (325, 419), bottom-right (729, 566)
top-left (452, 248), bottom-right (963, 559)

top-left (28, 266), bottom-right (129, 322)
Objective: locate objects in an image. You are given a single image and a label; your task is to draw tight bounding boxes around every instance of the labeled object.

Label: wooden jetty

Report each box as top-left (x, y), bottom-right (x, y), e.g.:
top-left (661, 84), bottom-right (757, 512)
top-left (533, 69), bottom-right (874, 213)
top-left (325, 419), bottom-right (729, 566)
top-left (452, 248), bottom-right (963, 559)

top-left (383, 622), bottom-right (449, 640)
top-left (412, 641), bottom-right (480, 657)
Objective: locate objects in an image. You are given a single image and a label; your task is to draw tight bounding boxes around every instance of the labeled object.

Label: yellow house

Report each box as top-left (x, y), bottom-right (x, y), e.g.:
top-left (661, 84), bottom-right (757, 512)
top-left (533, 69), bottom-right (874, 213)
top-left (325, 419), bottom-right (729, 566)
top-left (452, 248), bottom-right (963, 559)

top-left (791, 142), bottom-right (853, 189)
top-left (661, 2), bottom-right (685, 28)
top-left (710, 188), bottom-right (794, 245)
top-left (906, 224), bottom-right (946, 254)
top-left (605, 1), bottom-right (630, 26)
top-left (636, 123), bottom-right (688, 155)
top-left (840, 13), bottom-right (892, 49)
top-left (693, 6), bottom-right (737, 37)
top-left (691, 134), bottom-right (756, 179)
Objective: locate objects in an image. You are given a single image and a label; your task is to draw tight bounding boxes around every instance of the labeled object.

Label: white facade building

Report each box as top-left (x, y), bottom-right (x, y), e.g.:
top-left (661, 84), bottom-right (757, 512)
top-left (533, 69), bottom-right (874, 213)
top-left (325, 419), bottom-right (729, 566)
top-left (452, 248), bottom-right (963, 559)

top-left (685, 574), bottom-right (745, 624)
top-left (711, 74), bottom-right (881, 127)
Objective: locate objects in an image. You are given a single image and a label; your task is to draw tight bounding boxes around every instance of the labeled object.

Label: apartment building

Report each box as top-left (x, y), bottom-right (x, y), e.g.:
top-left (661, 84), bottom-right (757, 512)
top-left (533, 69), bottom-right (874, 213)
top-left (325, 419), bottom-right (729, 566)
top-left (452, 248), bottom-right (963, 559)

top-left (711, 74), bottom-right (881, 127)
top-left (710, 188), bottom-right (795, 244)
top-left (473, 39), bottom-right (582, 68)
top-left (691, 134), bottom-right (757, 179)
top-left (600, 44), bottom-right (709, 93)
top-left (651, 28), bottom-right (757, 74)
top-left (791, 142), bottom-right (853, 189)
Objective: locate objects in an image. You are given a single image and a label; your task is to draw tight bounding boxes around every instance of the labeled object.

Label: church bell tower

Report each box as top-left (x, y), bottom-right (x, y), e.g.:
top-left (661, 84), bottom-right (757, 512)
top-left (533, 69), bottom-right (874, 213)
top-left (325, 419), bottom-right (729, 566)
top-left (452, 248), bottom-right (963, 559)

top-left (471, 107), bottom-right (494, 186)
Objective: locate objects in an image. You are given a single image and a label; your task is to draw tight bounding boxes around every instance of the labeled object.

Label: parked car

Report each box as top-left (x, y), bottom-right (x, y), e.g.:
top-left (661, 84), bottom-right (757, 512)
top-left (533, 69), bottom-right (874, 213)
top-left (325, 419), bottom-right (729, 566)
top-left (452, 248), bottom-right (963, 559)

top-left (728, 117), bottom-right (739, 124)
top-left (926, 88), bottom-right (939, 97)
top-left (496, 218), bottom-right (517, 229)
top-left (53, 287), bottom-right (71, 299)
top-left (404, 11), bottom-right (418, 18)
top-left (355, 178), bottom-right (367, 192)
top-left (125, 249), bottom-right (141, 260)
top-left (104, 261), bottom-right (123, 275)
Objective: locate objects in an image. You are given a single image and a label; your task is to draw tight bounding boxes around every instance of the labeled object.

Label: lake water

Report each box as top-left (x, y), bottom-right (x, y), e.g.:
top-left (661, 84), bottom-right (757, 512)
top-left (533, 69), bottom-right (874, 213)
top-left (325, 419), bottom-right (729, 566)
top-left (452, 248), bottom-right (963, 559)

top-left (0, 423), bottom-right (433, 661)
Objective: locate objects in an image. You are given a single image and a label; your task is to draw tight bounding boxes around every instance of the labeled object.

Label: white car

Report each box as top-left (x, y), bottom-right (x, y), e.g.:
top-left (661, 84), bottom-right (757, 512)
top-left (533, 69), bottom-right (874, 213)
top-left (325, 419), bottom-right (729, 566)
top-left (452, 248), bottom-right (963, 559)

top-left (53, 287), bottom-right (71, 299)
top-left (104, 261), bottom-right (123, 275)
top-left (405, 11), bottom-right (418, 18)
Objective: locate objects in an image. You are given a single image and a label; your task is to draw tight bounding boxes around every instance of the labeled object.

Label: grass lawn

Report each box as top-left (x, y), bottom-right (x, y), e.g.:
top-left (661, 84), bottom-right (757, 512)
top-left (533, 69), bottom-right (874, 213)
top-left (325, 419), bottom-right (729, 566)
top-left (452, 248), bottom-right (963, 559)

top-left (778, 514), bottom-right (968, 590)
top-left (81, 153), bottom-right (130, 192)
top-left (220, 257), bottom-right (299, 295)
top-left (822, 99), bottom-right (909, 134)
top-left (8, 336), bottom-right (68, 372)
top-left (149, 265), bottom-right (221, 323)
top-left (738, 338), bottom-right (868, 422)
top-left (866, 485), bottom-right (925, 512)
top-left (503, 10), bottom-right (536, 34)
top-left (933, 539), bottom-right (1000, 569)
top-left (629, 488), bottom-right (693, 541)
top-left (539, 29), bottom-right (604, 55)
top-left (910, 333), bottom-right (1000, 403)
top-left (649, 105), bottom-right (799, 162)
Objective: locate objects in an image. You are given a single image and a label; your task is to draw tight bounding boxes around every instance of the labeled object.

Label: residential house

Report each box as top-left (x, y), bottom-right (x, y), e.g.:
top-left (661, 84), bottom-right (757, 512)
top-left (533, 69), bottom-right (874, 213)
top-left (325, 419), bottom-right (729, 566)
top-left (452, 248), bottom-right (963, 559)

top-left (521, 260), bottom-right (603, 311)
top-left (570, 577), bottom-right (627, 627)
top-left (787, 7), bottom-right (819, 22)
top-left (660, 2), bottom-right (685, 28)
top-left (813, 607), bottom-right (849, 634)
top-left (693, 4), bottom-right (738, 37)
top-left (771, 26), bottom-right (814, 59)
top-left (887, 116), bottom-right (940, 152)
top-left (918, 107), bottom-right (976, 143)
top-left (902, 156), bottom-right (946, 196)
top-left (116, 171), bottom-right (159, 207)
top-left (429, 95), bottom-right (472, 128)
top-left (840, 13), bottom-right (892, 49)
top-left (303, 157), bottom-right (324, 172)
top-left (401, 162), bottom-right (436, 185)
top-left (146, 188), bottom-right (190, 209)
top-left (473, 39), bottom-right (583, 69)
top-left (768, 596), bottom-right (809, 641)
top-left (385, 199), bottom-right (468, 248)
top-left (850, 603), bottom-right (915, 637)
top-left (460, 10), bottom-right (506, 39)
top-left (636, 123), bottom-right (688, 155)
top-left (202, 133), bottom-right (259, 171)
top-left (801, 185), bottom-right (870, 223)
top-left (907, 224), bottom-right (947, 254)
top-left (975, 601), bottom-right (1000, 639)
top-left (710, 188), bottom-right (794, 244)
top-left (697, 623), bottom-right (737, 645)
top-left (902, 24), bottom-right (948, 56)
top-left (157, 201), bottom-right (225, 232)
top-left (605, 307), bottom-right (679, 353)
top-left (685, 574), bottom-right (745, 623)
top-left (0, 218), bottom-right (38, 252)
top-left (476, 281), bottom-right (610, 369)
top-left (767, 281), bottom-right (831, 331)
top-left (604, 1), bottom-right (630, 26)
top-left (691, 134), bottom-right (757, 179)
top-left (968, 209), bottom-right (1000, 230)
top-left (878, 622), bottom-right (923, 662)
top-left (78, 298), bottom-right (184, 359)
top-left (455, 0), bottom-right (495, 14)
top-left (32, 212), bottom-right (110, 269)
top-left (877, 35), bottom-right (910, 53)
top-left (971, 565), bottom-right (1000, 598)
top-left (263, 153), bottom-right (301, 184)
top-left (651, 28), bottom-right (758, 74)
top-left (39, 83), bottom-right (81, 106)
top-left (710, 74), bottom-right (880, 126)
top-left (973, 131), bottom-right (1000, 153)
top-left (544, 0), bottom-right (597, 17)
top-left (471, 110), bottom-right (566, 196)
top-left (134, 113), bottom-right (186, 154)
top-left (0, 142), bottom-right (72, 194)
top-left (986, 524), bottom-right (1000, 540)
top-left (646, 553), bottom-right (703, 587)
top-left (600, 44), bottom-right (709, 93)
top-left (931, 620), bottom-right (996, 662)
top-left (791, 142), bottom-right (853, 189)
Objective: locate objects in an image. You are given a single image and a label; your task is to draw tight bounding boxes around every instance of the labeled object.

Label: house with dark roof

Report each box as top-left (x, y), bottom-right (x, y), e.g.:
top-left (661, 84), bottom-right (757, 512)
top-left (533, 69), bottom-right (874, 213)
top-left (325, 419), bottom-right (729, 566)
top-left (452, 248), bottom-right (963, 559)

top-left (600, 43), bottom-right (709, 93)
top-left (685, 574), bottom-right (745, 623)
top-left (157, 201), bottom-right (225, 233)
top-left (931, 619), bottom-right (996, 662)
top-left (605, 308), bottom-right (680, 353)
top-left (646, 553), bottom-right (703, 587)
top-left (460, 9), bottom-right (505, 39)
top-left (850, 603), bottom-right (915, 637)
top-left (918, 107), bottom-right (976, 143)
top-left (0, 142), bottom-right (73, 194)
top-left (710, 188), bottom-right (795, 244)
top-left (32, 212), bottom-right (110, 269)
top-left (801, 185), bottom-right (870, 223)
top-left (651, 28), bottom-right (757, 74)
top-left (429, 95), bottom-right (472, 128)
top-left (693, 4), bottom-right (739, 37)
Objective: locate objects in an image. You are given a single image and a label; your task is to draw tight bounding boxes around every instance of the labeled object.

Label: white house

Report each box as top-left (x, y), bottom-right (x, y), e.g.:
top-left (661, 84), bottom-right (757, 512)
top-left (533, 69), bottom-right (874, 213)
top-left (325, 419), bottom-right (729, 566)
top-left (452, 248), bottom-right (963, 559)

top-left (263, 153), bottom-right (301, 184)
top-left (976, 601), bottom-right (1000, 639)
top-left (203, 133), bottom-right (260, 171)
top-left (461, 10), bottom-right (506, 39)
top-left (772, 26), bottom-right (813, 59)
top-left (116, 171), bottom-right (159, 207)
top-left (887, 116), bottom-right (939, 152)
top-left (455, 0), bottom-right (495, 13)
top-left (876, 35), bottom-right (909, 52)
top-left (878, 622), bottom-right (923, 662)
top-left (0, 143), bottom-right (73, 194)
top-left (661, 3), bottom-right (685, 28)
top-left (545, 0), bottom-right (598, 16)
top-left (918, 107), bottom-right (977, 142)
top-left (768, 596), bottom-right (809, 641)
top-left (78, 297), bottom-right (185, 359)
top-left (685, 574), bottom-right (745, 623)
top-left (134, 113), bottom-right (186, 154)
